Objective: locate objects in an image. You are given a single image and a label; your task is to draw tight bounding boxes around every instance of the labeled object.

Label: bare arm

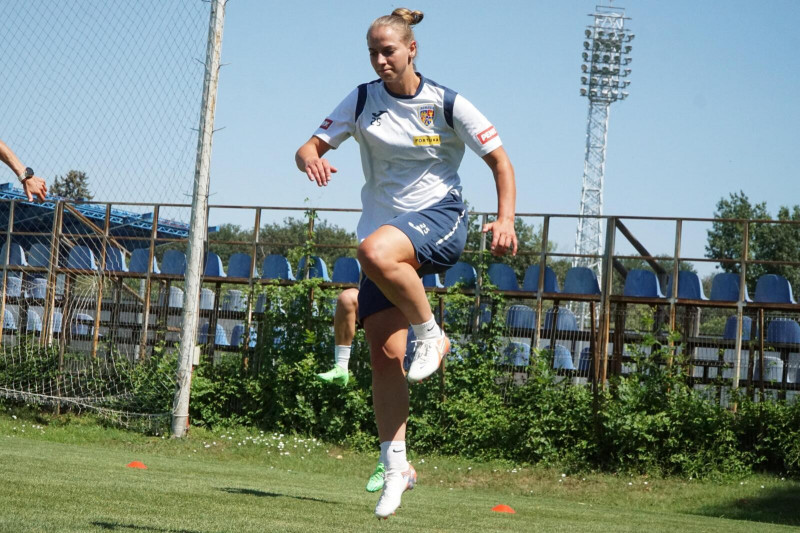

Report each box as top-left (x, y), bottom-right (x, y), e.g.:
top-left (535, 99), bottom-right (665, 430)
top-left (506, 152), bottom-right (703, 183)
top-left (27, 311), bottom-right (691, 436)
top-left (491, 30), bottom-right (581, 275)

top-left (0, 139), bottom-right (47, 202)
top-left (481, 146), bottom-right (517, 256)
top-left (295, 136), bottom-right (337, 187)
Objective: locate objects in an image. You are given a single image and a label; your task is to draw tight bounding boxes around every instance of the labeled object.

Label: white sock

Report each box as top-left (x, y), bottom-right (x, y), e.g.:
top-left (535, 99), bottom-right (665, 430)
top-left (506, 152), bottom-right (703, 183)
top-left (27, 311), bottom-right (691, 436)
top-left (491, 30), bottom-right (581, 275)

top-left (411, 315), bottom-right (440, 341)
top-left (334, 345), bottom-right (351, 370)
top-left (380, 440), bottom-right (409, 472)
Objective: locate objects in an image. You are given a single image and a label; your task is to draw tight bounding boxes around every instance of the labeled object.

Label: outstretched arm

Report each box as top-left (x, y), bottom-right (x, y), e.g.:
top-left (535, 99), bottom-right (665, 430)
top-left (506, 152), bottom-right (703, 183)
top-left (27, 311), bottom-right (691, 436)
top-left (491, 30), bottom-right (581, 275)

top-left (481, 146), bottom-right (517, 256)
top-left (0, 139), bottom-right (47, 202)
top-left (295, 136), bottom-right (337, 187)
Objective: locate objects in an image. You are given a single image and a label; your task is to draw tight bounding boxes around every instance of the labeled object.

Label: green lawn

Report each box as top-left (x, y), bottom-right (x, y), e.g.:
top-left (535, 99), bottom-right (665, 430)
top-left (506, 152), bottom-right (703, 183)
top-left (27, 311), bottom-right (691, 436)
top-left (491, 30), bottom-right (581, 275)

top-left (0, 410), bottom-right (798, 532)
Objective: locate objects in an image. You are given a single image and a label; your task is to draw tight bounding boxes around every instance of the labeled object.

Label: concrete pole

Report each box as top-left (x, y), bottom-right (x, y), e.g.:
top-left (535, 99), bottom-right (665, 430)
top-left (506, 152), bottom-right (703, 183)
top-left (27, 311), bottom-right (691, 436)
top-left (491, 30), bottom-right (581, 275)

top-left (171, 0), bottom-right (226, 437)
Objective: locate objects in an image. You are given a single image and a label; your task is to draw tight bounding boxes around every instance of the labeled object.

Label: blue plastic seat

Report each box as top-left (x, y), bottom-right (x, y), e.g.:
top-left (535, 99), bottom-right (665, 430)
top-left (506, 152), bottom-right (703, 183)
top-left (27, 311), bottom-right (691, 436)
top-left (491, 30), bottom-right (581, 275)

top-left (709, 273), bottom-right (751, 302)
top-left (505, 304), bottom-right (536, 335)
top-left (623, 269), bottom-right (664, 298)
top-left (3, 309), bottom-right (17, 330)
top-left (723, 315), bottom-right (753, 341)
top-left (161, 250), bottom-right (187, 276)
top-left (578, 347), bottom-right (592, 373)
top-left (52, 311), bottom-right (63, 334)
top-left (665, 271), bottom-right (707, 300)
top-left (421, 273), bottom-right (443, 288)
top-left (221, 290), bottom-right (245, 312)
top-left (563, 267), bottom-right (600, 295)
top-left (230, 324), bottom-right (257, 348)
top-left (104, 247), bottom-right (128, 272)
top-left (227, 253), bottom-right (256, 278)
top-left (296, 255), bottom-right (330, 281)
top-left (159, 286), bottom-right (184, 308)
top-left (2, 273), bottom-right (23, 297)
top-left (521, 265), bottom-right (560, 293)
top-left (543, 308), bottom-right (578, 331)
top-left (444, 262), bottom-right (477, 288)
top-left (754, 274), bottom-right (796, 304)
top-left (199, 288), bottom-right (215, 310)
top-left (754, 355), bottom-right (784, 382)
top-left (71, 313), bottom-right (94, 335)
top-left (547, 344), bottom-right (575, 370)
top-left (487, 263), bottom-right (520, 291)
top-left (766, 318), bottom-right (800, 344)
top-left (331, 257), bottom-right (361, 284)
top-left (26, 310), bottom-right (43, 332)
top-left (0, 242), bottom-right (27, 266)
top-left (27, 243), bottom-right (50, 268)
top-left (66, 246), bottom-right (97, 270)
top-left (129, 248), bottom-right (159, 274)
top-left (198, 322), bottom-right (229, 346)
top-left (261, 254), bottom-right (295, 280)
top-left (503, 341), bottom-right (531, 366)
top-left (30, 277), bottom-right (47, 299)
top-left (203, 252), bottom-right (226, 278)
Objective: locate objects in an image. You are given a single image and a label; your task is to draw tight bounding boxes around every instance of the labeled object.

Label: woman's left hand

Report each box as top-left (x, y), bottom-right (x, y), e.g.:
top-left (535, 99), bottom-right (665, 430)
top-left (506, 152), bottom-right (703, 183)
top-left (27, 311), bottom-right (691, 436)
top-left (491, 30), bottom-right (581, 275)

top-left (482, 218), bottom-right (517, 257)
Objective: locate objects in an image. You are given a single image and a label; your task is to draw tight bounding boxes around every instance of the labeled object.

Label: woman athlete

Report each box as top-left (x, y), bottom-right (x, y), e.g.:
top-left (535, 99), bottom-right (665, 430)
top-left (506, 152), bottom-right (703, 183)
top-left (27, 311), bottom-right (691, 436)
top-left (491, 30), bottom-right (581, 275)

top-left (295, 7), bottom-right (517, 519)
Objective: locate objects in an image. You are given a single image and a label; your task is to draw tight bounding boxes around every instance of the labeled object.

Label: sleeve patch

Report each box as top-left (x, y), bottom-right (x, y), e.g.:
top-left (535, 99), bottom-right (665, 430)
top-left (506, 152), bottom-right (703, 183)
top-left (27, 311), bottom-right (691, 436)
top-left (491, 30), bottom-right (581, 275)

top-left (319, 118), bottom-right (333, 130)
top-left (477, 125), bottom-right (498, 145)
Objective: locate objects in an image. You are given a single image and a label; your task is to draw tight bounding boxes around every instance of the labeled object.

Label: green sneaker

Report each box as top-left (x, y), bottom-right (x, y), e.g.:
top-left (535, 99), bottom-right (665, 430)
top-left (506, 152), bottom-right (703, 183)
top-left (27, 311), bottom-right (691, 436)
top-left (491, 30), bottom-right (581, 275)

top-left (316, 365), bottom-right (349, 386)
top-left (366, 461), bottom-right (385, 492)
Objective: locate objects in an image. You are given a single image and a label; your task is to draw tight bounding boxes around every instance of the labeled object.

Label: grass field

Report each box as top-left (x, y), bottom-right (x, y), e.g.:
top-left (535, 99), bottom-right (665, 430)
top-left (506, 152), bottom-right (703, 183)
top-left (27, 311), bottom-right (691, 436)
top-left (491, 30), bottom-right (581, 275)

top-left (0, 410), bottom-right (798, 533)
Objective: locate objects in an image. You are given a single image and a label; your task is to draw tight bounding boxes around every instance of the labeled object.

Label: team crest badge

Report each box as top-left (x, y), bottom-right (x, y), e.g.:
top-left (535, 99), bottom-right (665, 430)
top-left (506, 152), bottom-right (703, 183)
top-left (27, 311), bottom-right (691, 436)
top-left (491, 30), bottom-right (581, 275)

top-left (418, 105), bottom-right (435, 127)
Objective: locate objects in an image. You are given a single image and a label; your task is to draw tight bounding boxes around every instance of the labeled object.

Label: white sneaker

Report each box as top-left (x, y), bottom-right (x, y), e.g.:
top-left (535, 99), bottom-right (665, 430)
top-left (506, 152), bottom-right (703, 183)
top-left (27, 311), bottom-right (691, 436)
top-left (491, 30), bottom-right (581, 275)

top-left (407, 332), bottom-right (450, 383)
top-left (375, 464), bottom-right (417, 519)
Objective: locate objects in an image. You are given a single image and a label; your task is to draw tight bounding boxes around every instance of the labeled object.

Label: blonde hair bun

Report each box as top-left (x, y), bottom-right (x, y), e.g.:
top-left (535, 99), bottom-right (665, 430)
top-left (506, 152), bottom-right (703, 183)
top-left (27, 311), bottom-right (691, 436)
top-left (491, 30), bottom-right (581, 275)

top-left (391, 8), bottom-right (424, 26)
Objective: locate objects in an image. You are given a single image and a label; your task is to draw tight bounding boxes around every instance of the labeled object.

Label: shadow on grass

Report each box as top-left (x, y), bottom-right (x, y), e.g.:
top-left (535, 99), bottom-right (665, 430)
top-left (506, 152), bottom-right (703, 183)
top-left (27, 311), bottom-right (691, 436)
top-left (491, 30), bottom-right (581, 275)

top-left (693, 485), bottom-right (800, 527)
top-left (92, 522), bottom-right (204, 533)
top-left (220, 487), bottom-right (335, 504)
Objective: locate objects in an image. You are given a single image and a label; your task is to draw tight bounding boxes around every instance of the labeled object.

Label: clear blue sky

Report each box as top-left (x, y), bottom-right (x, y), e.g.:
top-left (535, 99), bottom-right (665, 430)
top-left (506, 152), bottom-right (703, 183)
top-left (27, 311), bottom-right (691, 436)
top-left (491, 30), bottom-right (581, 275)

top-left (4, 1), bottom-right (799, 274)
top-left (206, 0), bottom-right (800, 272)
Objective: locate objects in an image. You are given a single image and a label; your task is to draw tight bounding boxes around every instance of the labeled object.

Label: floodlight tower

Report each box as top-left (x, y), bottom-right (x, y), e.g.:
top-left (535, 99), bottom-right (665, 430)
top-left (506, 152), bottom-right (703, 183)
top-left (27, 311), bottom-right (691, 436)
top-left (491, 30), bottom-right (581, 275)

top-left (573, 4), bottom-right (633, 319)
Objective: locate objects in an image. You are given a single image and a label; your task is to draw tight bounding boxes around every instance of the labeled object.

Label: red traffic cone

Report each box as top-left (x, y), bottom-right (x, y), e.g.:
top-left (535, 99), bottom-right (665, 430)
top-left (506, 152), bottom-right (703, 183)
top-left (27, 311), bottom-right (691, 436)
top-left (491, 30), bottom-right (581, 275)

top-left (127, 461), bottom-right (147, 469)
top-left (492, 504), bottom-right (515, 514)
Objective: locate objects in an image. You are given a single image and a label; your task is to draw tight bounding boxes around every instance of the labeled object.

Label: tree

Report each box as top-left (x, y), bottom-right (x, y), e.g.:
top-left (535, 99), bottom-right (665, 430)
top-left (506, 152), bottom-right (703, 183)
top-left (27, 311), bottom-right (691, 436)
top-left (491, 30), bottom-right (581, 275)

top-left (705, 191), bottom-right (800, 290)
top-left (51, 170), bottom-right (93, 200)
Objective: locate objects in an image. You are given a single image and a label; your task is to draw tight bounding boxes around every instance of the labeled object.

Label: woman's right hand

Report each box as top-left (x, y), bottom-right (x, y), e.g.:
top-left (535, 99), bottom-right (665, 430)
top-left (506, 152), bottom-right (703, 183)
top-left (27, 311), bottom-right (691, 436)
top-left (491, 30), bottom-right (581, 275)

top-left (304, 157), bottom-right (338, 187)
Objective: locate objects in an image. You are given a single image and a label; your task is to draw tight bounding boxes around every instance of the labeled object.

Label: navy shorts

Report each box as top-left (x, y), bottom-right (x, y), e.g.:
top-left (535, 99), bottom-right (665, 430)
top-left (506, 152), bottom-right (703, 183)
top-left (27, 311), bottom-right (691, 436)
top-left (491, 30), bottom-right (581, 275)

top-left (358, 189), bottom-right (467, 322)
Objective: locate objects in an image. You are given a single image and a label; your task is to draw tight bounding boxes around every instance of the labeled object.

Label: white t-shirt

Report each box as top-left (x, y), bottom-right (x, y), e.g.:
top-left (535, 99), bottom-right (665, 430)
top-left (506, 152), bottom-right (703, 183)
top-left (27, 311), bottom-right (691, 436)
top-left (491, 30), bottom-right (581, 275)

top-left (313, 74), bottom-right (502, 240)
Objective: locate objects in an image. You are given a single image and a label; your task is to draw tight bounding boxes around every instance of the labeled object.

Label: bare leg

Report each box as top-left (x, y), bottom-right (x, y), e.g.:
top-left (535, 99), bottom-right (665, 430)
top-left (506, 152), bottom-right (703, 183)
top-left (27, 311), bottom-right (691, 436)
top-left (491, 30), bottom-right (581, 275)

top-left (334, 288), bottom-right (358, 346)
top-left (363, 306), bottom-right (409, 442)
top-left (358, 225), bottom-right (432, 325)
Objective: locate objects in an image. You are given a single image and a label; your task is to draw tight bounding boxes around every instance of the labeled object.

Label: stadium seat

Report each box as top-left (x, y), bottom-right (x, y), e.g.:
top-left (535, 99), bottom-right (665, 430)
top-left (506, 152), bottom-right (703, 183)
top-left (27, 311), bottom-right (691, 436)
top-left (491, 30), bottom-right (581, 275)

top-left (487, 263), bottom-right (520, 291)
top-left (71, 313), bottom-right (94, 335)
top-left (766, 318), bottom-right (800, 344)
top-left (665, 271), bottom-right (707, 300)
top-left (198, 322), bottom-right (229, 346)
top-left (521, 265), bottom-right (560, 293)
top-left (67, 246), bottom-right (98, 271)
top-left (199, 288), bottom-right (215, 310)
top-left (506, 304), bottom-right (536, 335)
top-left (30, 277), bottom-right (47, 299)
top-left (161, 250), bottom-right (187, 276)
top-left (723, 315), bottom-right (753, 341)
top-left (104, 246), bottom-right (128, 272)
top-left (2, 273), bottom-right (23, 298)
top-left (623, 269), bottom-right (664, 298)
top-left (227, 253), bottom-right (256, 279)
top-left (331, 257), bottom-right (361, 284)
top-left (444, 262), bottom-right (477, 288)
top-left (129, 248), bottom-right (159, 274)
top-left (754, 274), bottom-right (796, 304)
top-left (578, 347), bottom-right (592, 373)
top-left (753, 355), bottom-right (784, 382)
top-left (204, 252), bottom-right (226, 278)
top-left (0, 242), bottom-right (27, 266)
top-left (543, 308), bottom-right (578, 331)
top-left (3, 309), bottom-right (16, 330)
top-left (563, 267), bottom-right (600, 295)
top-left (296, 255), bottom-right (330, 281)
top-left (502, 341), bottom-right (531, 366)
top-left (26, 310), bottom-right (42, 332)
top-left (52, 311), bottom-right (63, 334)
top-left (547, 344), bottom-right (575, 370)
top-left (27, 243), bottom-right (50, 268)
top-left (262, 254), bottom-right (295, 280)
top-left (230, 324), bottom-right (257, 348)
top-left (221, 290), bottom-right (245, 312)
top-left (421, 272), bottom-right (443, 288)
top-left (709, 273), bottom-right (751, 302)
top-left (158, 286), bottom-right (184, 308)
